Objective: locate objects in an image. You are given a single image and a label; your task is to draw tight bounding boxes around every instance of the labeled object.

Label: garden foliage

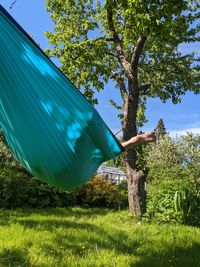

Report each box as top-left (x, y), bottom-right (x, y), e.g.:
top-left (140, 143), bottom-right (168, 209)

top-left (144, 133), bottom-right (200, 226)
top-left (0, 130), bottom-right (127, 209)
top-left (1, 130), bottom-right (199, 226)
top-left (75, 176), bottom-right (128, 209)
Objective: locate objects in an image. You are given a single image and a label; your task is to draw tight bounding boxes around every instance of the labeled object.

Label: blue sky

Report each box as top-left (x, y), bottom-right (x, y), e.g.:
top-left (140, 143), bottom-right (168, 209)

top-left (1, 0), bottom-right (200, 137)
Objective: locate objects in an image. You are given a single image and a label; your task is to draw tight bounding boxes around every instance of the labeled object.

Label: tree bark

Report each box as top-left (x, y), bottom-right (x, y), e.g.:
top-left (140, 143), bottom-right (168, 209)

top-left (126, 152), bottom-right (146, 216)
top-left (123, 80), bottom-right (146, 216)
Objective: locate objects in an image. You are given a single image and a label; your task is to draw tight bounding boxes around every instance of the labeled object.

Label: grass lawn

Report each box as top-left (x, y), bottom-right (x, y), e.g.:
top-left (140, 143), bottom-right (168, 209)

top-left (0, 208), bottom-right (199, 267)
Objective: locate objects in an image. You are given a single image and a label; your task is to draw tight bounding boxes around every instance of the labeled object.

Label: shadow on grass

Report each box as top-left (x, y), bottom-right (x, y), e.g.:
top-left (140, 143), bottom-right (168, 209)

top-left (0, 207), bottom-right (110, 227)
top-left (0, 211), bottom-right (10, 226)
top-left (1, 208), bottom-right (200, 267)
top-left (132, 242), bottom-right (200, 267)
top-left (0, 206), bottom-right (110, 217)
top-left (0, 208), bottom-right (37, 227)
top-left (17, 216), bottom-right (200, 267)
top-left (16, 217), bottom-right (138, 255)
top-left (0, 248), bottom-right (29, 267)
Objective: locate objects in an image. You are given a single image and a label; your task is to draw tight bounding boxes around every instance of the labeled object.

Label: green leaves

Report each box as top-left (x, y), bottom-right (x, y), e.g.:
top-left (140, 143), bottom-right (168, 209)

top-left (45, 0), bottom-right (200, 109)
top-left (174, 190), bottom-right (190, 223)
top-left (144, 133), bottom-right (200, 225)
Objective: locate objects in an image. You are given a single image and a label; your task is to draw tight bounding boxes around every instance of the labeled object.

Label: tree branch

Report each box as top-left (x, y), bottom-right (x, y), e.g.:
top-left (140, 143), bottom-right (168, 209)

top-left (106, 3), bottom-right (133, 77)
top-left (111, 72), bottom-right (128, 100)
top-left (106, 6), bottom-right (122, 49)
top-left (105, 52), bottom-right (118, 58)
top-left (131, 36), bottom-right (147, 74)
top-left (138, 83), bottom-right (151, 95)
top-left (109, 99), bottom-right (122, 110)
top-left (92, 37), bottom-right (114, 43)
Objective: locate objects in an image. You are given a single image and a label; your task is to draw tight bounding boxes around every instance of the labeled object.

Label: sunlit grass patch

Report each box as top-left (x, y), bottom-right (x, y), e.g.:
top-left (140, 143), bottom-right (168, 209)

top-left (0, 208), bottom-right (199, 266)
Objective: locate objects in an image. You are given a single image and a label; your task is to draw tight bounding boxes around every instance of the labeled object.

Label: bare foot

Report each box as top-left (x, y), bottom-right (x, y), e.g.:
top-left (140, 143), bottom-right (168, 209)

top-left (121, 132), bottom-right (157, 150)
top-left (131, 132), bottom-right (157, 144)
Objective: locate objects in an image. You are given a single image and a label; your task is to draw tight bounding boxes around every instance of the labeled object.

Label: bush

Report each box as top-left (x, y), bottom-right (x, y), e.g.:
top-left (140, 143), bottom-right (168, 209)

top-left (75, 176), bottom-right (128, 209)
top-left (0, 167), bottom-right (77, 209)
top-left (0, 168), bottom-right (30, 208)
top-left (144, 177), bottom-right (200, 226)
top-left (0, 166), bottom-right (127, 209)
top-left (0, 130), bottom-right (77, 208)
top-left (0, 130), bottom-right (128, 209)
top-left (143, 133), bottom-right (200, 226)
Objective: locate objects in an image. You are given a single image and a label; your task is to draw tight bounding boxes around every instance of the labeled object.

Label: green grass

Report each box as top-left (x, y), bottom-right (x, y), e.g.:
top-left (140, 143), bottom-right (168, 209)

top-left (0, 208), bottom-right (200, 267)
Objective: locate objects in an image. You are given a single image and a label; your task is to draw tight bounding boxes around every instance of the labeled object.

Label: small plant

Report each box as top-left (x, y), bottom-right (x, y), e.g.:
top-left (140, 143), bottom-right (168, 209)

top-left (174, 190), bottom-right (191, 224)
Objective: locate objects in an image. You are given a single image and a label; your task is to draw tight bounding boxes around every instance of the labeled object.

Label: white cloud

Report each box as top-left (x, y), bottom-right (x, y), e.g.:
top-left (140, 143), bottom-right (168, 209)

top-left (169, 128), bottom-right (200, 138)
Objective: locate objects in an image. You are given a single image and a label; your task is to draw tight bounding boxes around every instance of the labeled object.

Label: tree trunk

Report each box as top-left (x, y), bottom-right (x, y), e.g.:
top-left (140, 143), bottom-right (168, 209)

top-left (123, 80), bottom-right (146, 216)
top-left (125, 150), bottom-right (146, 216)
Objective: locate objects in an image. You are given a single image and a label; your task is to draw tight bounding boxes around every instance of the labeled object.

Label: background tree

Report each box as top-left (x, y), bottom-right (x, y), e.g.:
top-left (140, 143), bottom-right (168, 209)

top-left (154, 118), bottom-right (167, 141)
top-left (45, 0), bottom-right (200, 216)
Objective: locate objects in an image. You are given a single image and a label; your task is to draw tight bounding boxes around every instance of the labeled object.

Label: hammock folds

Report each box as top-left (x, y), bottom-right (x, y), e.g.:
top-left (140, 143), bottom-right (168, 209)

top-left (0, 5), bottom-right (124, 189)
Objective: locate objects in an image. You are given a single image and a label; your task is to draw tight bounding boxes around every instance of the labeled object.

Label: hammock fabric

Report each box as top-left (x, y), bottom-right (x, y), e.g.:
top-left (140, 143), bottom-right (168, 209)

top-left (0, 5), bottom-right (124, 189)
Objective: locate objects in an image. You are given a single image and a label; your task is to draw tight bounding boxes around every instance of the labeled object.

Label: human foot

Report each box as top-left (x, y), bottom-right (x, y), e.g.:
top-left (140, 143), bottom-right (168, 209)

top-left (133, 132), bottom-right (157, 144)
top-left (121, 132), bottom-right (157, 150)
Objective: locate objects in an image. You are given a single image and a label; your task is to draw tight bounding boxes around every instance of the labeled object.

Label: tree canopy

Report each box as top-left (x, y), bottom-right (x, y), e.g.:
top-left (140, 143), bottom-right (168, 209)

top-left (45, 0), bottom-right (200, 107)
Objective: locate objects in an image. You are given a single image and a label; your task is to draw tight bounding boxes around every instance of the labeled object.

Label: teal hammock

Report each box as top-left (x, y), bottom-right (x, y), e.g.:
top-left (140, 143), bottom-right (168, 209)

top-left (0, 5), bottom-right (124, 189)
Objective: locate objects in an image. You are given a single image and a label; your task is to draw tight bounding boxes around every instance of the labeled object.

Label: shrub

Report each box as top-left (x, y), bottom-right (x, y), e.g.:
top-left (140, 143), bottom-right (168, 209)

top-left (0, 166), bottom-right (127, 209)
top-left (144, 178), bottom-right (200, 226)
top-left (0, 167), bottom-right (76, 209)
top-left (75, 176), bottom-right (128, 209)
top-left (144, 133), bottom-right (200, 226)
top-left (0, 130), bottom-right (128, 209)
top-left (0, 168), bottom-right (31, 208)
top-left (0, 130), bottom-right (77, 208)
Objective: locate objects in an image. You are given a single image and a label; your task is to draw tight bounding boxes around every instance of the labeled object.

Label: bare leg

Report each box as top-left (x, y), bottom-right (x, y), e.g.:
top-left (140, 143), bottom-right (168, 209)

top-left (121, 132), bottom-right (156, 150)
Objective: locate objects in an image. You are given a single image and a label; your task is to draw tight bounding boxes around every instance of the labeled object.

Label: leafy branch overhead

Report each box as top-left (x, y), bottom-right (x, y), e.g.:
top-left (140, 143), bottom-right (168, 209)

top-left (45, 0), bottom-right (200, 105)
